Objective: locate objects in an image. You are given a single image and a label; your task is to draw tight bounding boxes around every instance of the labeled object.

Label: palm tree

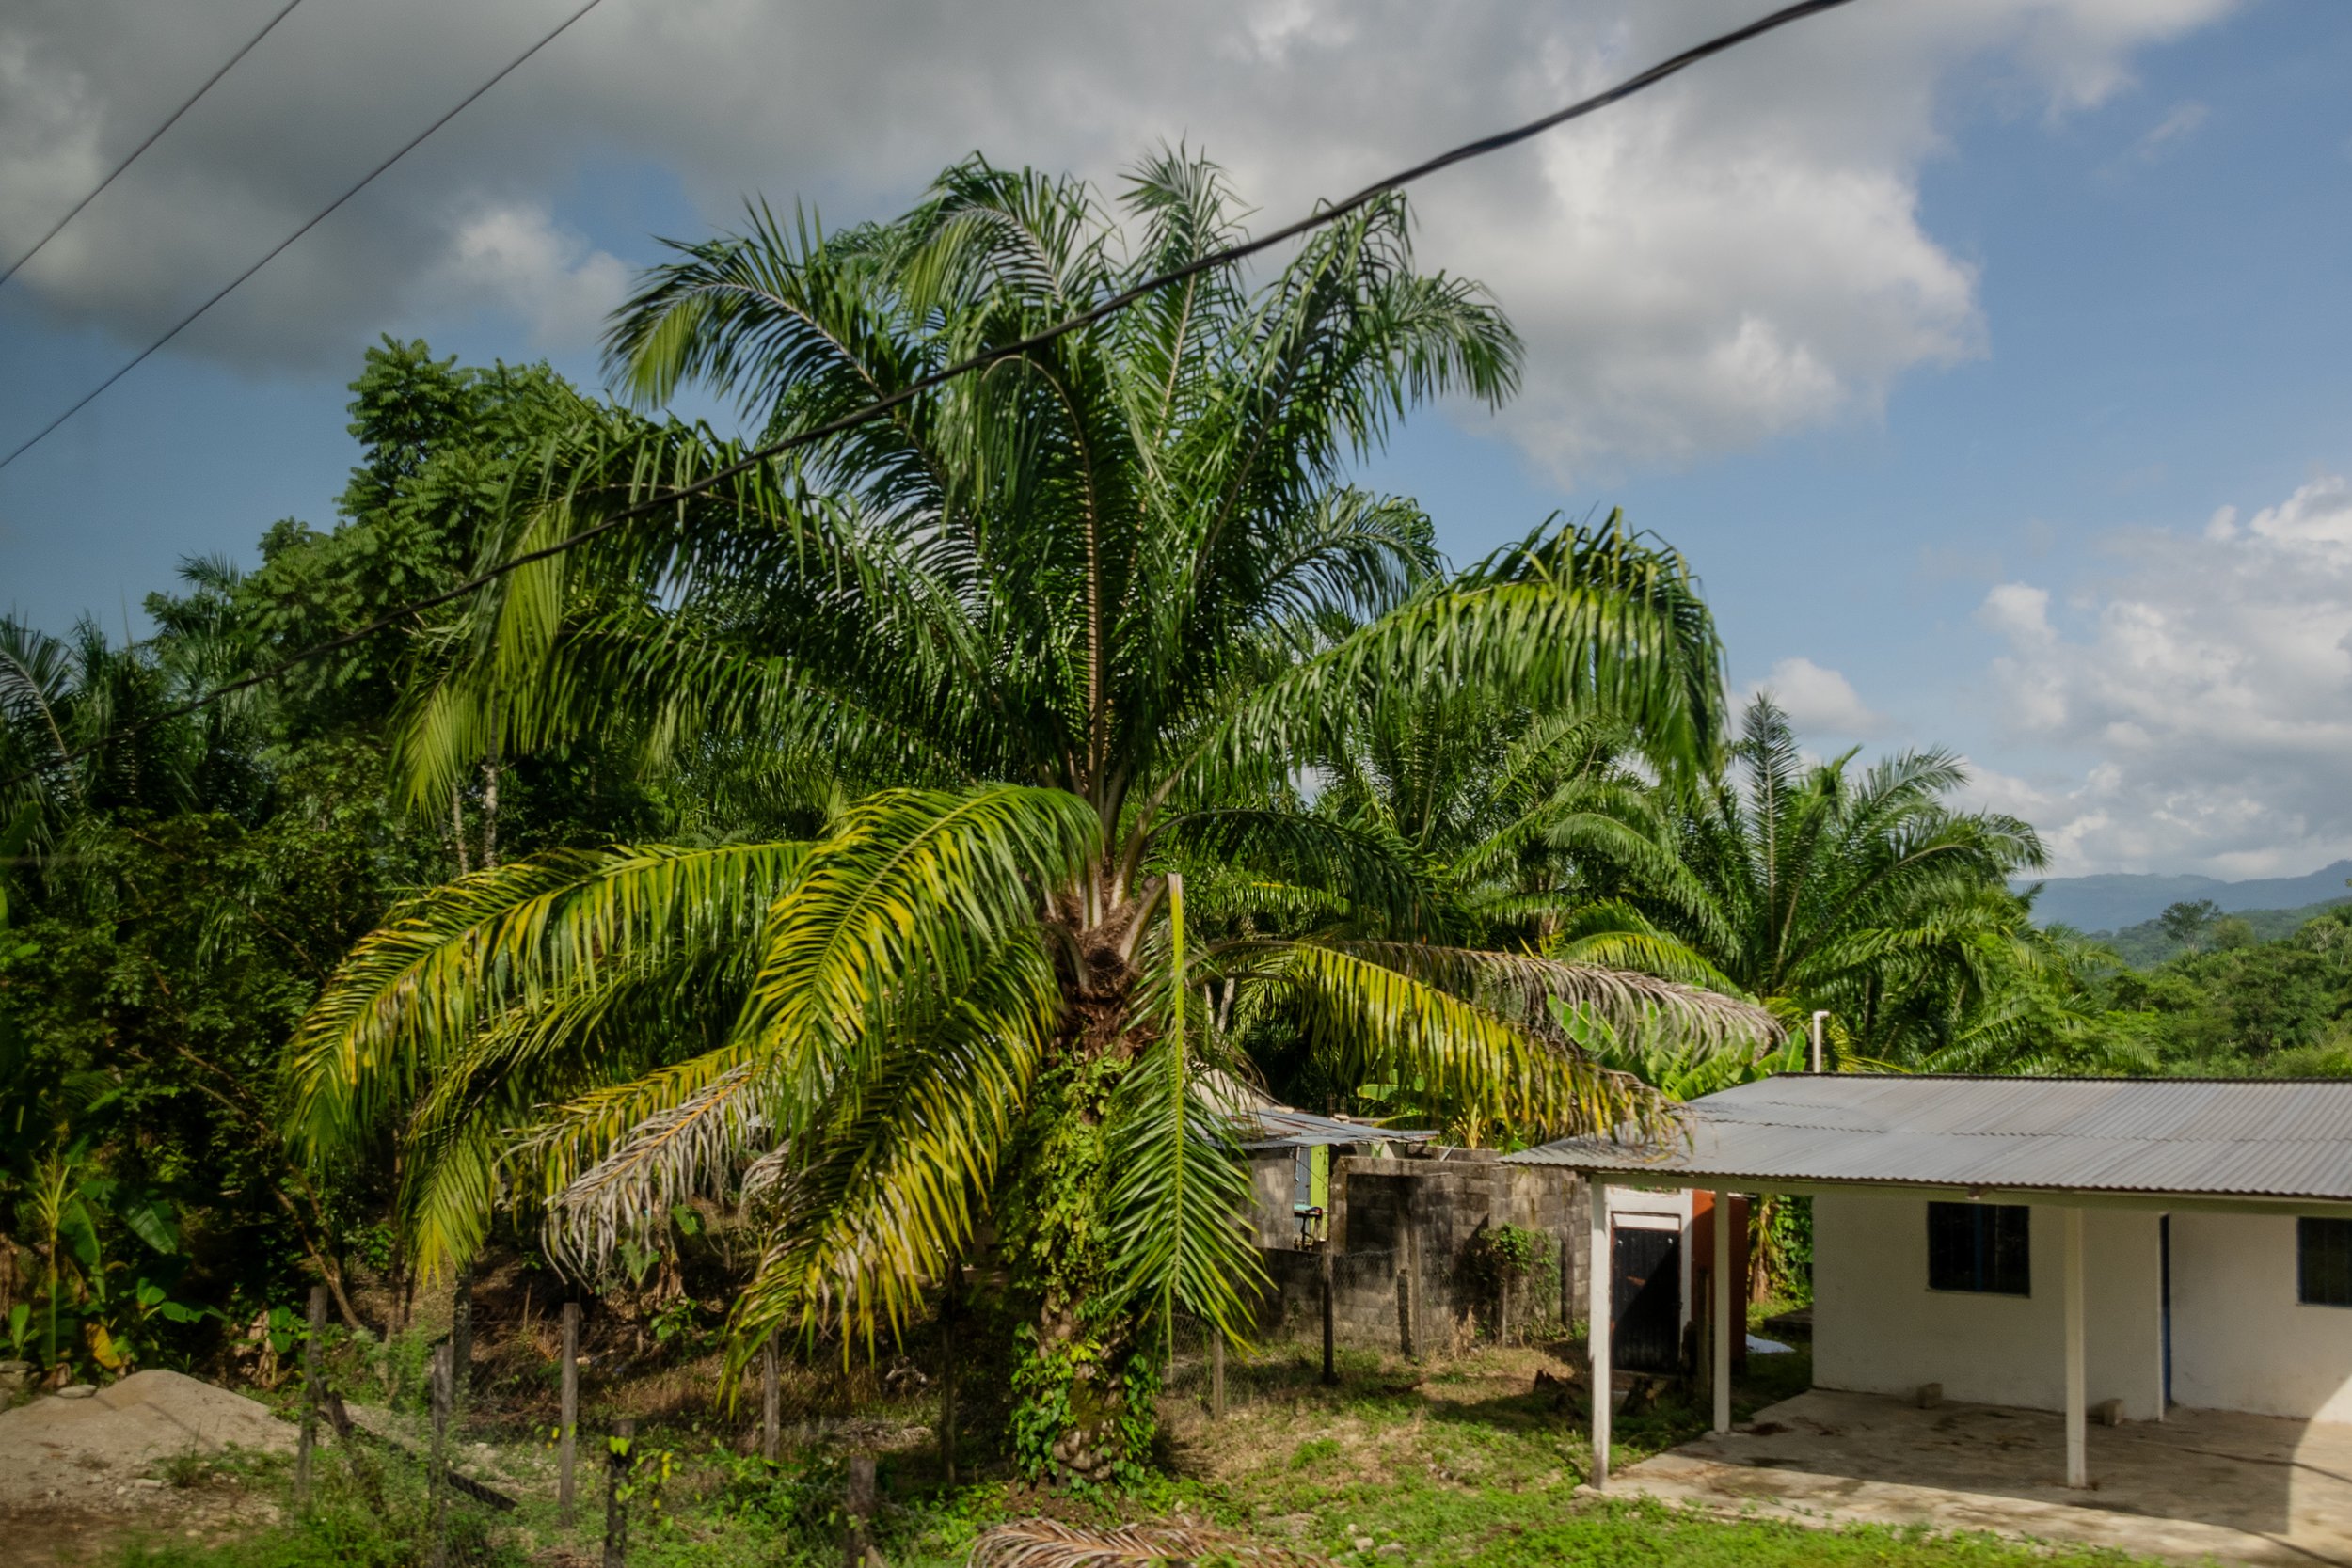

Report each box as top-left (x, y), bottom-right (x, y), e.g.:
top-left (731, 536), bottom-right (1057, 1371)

top-left (1555, 694), bottom-right (2047, 1062)
top-left (285, 151), bottom-right (1768, 1478)
top-left (1225, 607), bottom-right (1774, 1139)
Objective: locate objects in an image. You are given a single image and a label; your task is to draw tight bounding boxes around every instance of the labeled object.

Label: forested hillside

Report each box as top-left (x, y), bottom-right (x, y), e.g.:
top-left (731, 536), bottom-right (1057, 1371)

top-left (2075, 904), bottom-right (2352, 1074)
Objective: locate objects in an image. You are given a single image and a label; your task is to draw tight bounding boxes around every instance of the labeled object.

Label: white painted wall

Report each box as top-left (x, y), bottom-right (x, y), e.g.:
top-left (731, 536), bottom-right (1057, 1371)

top-left (1814, 1194), bottom-right (2165, 1421)
top-left (2169, 1212), bottom-right (2352, 1422)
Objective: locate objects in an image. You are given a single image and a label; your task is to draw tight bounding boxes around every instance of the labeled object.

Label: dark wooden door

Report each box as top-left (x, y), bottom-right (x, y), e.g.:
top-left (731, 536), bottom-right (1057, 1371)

top-left (1612, 1225), bottom-right (1682, 1374)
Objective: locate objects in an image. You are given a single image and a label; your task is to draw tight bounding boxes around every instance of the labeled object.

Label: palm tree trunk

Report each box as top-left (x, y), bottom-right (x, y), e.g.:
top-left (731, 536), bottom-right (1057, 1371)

top-left (1003, 898), bottom-right (1155, 1483)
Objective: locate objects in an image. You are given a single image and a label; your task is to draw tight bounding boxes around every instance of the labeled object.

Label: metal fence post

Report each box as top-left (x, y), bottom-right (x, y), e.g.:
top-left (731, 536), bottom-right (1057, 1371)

top-left (429, 1344), bottom-right (452, 1568)
top-left (604, 1418), bottom-right (635, 1568)
top-left (559, 1302), bottom-right (580, 1528)
top-left (296, 1284), bottom-right (325, 1504)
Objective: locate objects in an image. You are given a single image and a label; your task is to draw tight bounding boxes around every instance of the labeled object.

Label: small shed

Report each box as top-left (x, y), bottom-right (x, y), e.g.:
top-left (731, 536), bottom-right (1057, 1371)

top-left (1232, 1105), bottom-right (1438, 1249)
top-left (1511, 1074), bottom-right (2352, 1491)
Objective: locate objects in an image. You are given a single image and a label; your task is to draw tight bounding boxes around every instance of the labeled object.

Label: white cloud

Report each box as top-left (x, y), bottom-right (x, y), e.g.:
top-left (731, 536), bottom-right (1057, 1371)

top-left (0, 0), bottom-right (2237, 467)
top-left (428, 203), bottom-right (630, 349)
top-left (1977, 475), bottom-right (2352, 876)
top-left (1741, 656), bottom-right (1887, 737)
top-left (2136, 99), bottom-right (2209, 159)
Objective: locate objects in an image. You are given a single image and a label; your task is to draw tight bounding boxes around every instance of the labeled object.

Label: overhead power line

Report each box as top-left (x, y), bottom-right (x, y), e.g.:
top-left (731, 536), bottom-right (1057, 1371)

top-left (5, 0), bottom-right (1863, 785)
top-left (0, 0), bottom-right (307, 290)
top-left (0, 0), bottom-right (611, 473)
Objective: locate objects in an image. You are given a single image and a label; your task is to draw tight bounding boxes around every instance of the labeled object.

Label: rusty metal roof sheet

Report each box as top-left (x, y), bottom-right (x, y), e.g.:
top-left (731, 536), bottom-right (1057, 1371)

top-left (1234, 1108), bottom-right (1437, 1151)
top-left (1504, 1076), bottom-right (2352, 1201)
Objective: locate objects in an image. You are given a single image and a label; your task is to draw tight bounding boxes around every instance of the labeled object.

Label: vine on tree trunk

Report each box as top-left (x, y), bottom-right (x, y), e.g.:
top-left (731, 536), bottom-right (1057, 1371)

top-left (999, 1054), bottom-right (1156, 1485)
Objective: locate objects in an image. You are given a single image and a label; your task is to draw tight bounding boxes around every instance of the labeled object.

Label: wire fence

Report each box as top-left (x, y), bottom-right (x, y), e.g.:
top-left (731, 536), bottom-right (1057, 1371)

top-left (290, 1286), bottom-right (649, 1568)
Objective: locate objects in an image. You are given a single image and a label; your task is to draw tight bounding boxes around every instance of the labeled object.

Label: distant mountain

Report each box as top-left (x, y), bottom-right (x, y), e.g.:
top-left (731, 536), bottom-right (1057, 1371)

top-left (2017, 860), bottom-right (2352, 933)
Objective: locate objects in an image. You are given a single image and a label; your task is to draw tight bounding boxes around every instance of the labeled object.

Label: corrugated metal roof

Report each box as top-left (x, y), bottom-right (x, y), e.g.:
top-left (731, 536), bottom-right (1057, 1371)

top-left (1504, 1076), bottom-right (2352, 1201)
top-left (1235, 1108), bottom-right (1438, 1151)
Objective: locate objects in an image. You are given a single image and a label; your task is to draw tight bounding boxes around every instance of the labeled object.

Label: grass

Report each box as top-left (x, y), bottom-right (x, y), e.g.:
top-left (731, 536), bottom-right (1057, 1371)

top-left (97, 1334), bottom-right (2168, 1568)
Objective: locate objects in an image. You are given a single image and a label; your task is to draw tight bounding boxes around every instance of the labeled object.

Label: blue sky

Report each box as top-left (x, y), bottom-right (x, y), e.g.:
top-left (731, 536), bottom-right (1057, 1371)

top-left (2, 0), bottom-right (2347, 876)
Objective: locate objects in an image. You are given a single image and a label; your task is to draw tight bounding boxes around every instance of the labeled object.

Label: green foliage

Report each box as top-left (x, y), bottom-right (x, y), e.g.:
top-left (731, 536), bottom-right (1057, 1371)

top-left (0, 334), bottom-right (660, 1370)
top-left (2099, 895), bottom-right (2350, 967)
top-left (1550, 695), bottom-right (2098, 1073)
top-left (1459, 1223), bottom-right (1552, 1291)
top-left (2084, 904), bottom-right (2352, 1072)
top-left (286, 147), bottom-right (1777, 1478)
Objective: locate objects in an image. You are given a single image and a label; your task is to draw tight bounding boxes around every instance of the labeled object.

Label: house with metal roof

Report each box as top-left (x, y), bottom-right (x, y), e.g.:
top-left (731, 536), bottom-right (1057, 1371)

top-left (1510, 1073), bottom-right (2352, 1497)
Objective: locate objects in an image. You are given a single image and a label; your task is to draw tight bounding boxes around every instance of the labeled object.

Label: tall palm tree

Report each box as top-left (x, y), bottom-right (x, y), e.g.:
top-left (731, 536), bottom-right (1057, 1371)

top-left (285, 151), bottom-right (1768, 1477)
top-left (1223, 603), bottom-right (1772, 1139)
top-left (1554, 694), bottom-right (2046, 1062)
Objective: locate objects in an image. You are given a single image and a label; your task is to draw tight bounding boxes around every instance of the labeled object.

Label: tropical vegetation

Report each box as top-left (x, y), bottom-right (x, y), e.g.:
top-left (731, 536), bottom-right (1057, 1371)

top-left (276, 150), bottom-right (1780, 1480)
top-left (3, 148), bottom-right (2328, 1506)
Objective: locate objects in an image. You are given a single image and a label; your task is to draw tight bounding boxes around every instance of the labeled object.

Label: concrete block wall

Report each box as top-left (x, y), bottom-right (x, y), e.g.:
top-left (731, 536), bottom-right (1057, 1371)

top-left (1250, 1152), bottom-right (1588, 1353)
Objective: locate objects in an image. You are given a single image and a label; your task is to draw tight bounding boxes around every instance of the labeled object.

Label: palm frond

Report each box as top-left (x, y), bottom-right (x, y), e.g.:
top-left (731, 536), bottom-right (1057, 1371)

top-left (285, 842), bottom-right (805, 1161)
top-left (1248, 941), bottom-right (1666, 1141)
top-left (971, 1519), bottom-right (1325, 1568)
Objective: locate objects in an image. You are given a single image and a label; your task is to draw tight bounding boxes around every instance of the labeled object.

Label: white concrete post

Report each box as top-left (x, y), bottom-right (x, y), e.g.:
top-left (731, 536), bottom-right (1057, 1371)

top-left (2064, 1205), bottom-right (2088, 1488)
top-left (1588, 1177), bottom-right (1612, 1490)
top-left (1712, 1190), bottom-right (1733, 1435)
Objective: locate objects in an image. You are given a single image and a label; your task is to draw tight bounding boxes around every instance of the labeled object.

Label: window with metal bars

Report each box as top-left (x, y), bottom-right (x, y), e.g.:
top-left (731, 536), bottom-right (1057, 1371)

top-left (1927, 1202), bottom-right (2032, 1295)
top-left (2300, 1217), bottom-right (2352, 1307)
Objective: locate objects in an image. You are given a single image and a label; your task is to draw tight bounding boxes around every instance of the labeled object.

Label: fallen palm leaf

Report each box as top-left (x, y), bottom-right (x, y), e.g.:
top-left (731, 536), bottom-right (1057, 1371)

top-left (970, 1518), bottom-right (1328, 1568)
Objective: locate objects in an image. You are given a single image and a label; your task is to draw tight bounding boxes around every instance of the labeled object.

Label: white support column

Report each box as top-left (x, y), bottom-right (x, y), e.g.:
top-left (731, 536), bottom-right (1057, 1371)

top-left (1712, 1190), bottom-right (1733, 1435)
top-left (2064, 1205), bottom-right (2088, 1488)
top-left (1588, 1177), bottom-right (1612, 1490)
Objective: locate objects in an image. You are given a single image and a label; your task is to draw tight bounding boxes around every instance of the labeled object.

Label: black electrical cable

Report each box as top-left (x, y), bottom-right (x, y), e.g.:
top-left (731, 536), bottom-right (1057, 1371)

top-left (4, 0), bottom-right (1862, 784)
top-left (0, 0), bottom-right (610, 472)
top-left (0, 0), bottom-right (307, 290)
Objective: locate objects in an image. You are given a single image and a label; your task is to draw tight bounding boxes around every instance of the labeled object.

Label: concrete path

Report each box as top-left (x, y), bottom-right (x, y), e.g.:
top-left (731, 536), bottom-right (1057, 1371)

top-left (1611, 1388), bottom-right (2352, 1566)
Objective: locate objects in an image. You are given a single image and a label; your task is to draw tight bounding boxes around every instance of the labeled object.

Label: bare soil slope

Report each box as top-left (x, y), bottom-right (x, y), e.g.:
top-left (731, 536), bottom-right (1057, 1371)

top-left (0, 1370), bottom-right (294, 1563)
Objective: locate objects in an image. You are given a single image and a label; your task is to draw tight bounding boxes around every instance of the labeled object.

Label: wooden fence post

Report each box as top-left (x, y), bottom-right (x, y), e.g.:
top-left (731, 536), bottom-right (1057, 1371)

top-left (762, 1330), bottom-right (781, 1464)
top-left (451, 1267), bottom-right (472, 1431)
top-left (604, 1418), bottom-right (635, 1568)
top-left (1558, 1227), bottom-right (1572, 1329)
top-left (1320, 1253), bottom-right (1338, 1386)
top-left (295, 1284), bottom-right (325, 1504)
top-left (429, 1344), bottom-right (452, 1568)
top-left (1210, 1332), bottom-right (1226, 1418)
top-left (939, 1267), bottom-right (958, 1485)
top-left (845, 1451), bottom-right (876, 1568)
top-left (559, 1302), bottom-right (580, 1528)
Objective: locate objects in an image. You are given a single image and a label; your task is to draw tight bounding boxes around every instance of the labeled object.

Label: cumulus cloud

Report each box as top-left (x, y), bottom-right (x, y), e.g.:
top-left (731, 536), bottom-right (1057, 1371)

top-left (1740, 656), bottom-right (1888, 737)
top-left (427, 203), bottom-right (630, 349)
top-left (0, 0), bottom-right (2235, 464)
top-left (1977, 475), bottom-right (2352, 876)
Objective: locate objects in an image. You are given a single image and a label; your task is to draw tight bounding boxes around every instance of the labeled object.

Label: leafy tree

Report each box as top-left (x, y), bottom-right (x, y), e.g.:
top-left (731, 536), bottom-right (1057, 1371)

top-left (2157, 898), bottom-right (2223, 955)
top-left (2, 340), bottom-right (648, 1369)
top-left (285, 151), bottom-right (1769, 1478)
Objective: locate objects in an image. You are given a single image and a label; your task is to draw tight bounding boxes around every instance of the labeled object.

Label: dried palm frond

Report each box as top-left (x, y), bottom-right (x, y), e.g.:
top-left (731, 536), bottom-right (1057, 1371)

top-left (970, 1518), bottom-right (1327, 1568)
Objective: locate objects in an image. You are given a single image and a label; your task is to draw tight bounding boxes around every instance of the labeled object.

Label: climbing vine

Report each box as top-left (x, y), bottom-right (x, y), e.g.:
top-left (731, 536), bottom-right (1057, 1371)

top-left (996, 1054), bottom-right (1157, 1484)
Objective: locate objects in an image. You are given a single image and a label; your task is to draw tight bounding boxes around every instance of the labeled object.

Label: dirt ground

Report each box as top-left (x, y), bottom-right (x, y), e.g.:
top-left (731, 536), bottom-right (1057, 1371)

top-left (0, 1370), bottom-right (296, 1565)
